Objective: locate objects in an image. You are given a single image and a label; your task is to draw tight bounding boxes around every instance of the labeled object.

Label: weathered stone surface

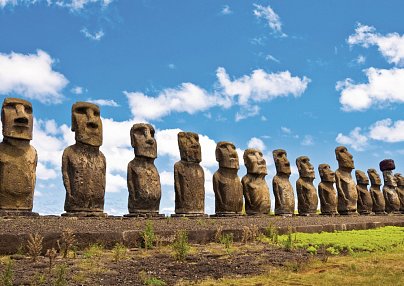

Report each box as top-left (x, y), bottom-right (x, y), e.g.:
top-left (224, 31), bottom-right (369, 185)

top-left (62, 102), bottom-right (106, 216)
top-left (272, 149), bottom-right (294, 216)
top-left (296, 156), bottom-right (318, 216)
top-left (174, 132), bottom-right (205, 216)
top-left (355, 170), bottom-right (373, 215)
top-left (242, 148), bottom-right (270, 215)
top-left (380, 159), bottom-right (400, 214)
top-left (0, 98), bottom-right (38, 216)
top-left (318, 164), bottom-right (338, 215)
top-left (127, 123), bottom-right (162, 216)
top-left (213, 141), bottom-right (243, 216)
top-left (335, 146), bottom-right (357, 215)
top-left (394, 173), bottom-right (404, 213)
top-left (367, 168), bottom-right (386, 215)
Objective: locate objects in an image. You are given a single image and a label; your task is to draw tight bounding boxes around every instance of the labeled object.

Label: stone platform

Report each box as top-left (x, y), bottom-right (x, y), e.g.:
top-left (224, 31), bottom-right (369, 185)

top-left (0, 215), bottom-right (403, 254)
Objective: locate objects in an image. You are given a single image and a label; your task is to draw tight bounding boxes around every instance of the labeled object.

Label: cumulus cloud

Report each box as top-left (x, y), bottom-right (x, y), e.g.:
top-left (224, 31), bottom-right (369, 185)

top-left (0, 50), bottom-right (69, 104)
top-left (368, 118), bottom-right (404, 143)
top-left (336, 67), bottom-right (404, 111)
top-left (348, 23), bottom-right (404, 66)
top-left (88, 98), bottom-right (119, 107)
top-left (81, 28), bottom-right (104, 41)
top-left (253, 3), bottom-right (286, 37)
top-left (247, 137), bottom-right (266, 151)
top-left (124, 67), bottom-right (309, 122)
top-left (336, 127), bottom-right (368, 151)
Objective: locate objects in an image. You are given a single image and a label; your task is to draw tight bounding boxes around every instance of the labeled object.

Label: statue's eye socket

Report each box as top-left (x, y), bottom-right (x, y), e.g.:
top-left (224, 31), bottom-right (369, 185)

top-left (75, 107), bottom-right (86, 114)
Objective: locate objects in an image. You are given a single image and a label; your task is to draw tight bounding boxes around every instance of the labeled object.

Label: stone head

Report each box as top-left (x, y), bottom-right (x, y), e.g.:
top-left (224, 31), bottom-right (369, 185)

top-left (318, 164), bottom-right (335, 183)
top-left (243, 148), bottom-right (267, 175)
top-left (130, 123), bottom-right (157, 159)
top-left (355, 170), bottom-right (369, 185)
top-left (178, 132), bottom-right (201, 163)
top-left (71, 102), bottom-right (102, 147)
top-left (335, 146), bottom-right (354, 170)
top-left (296, 156), bottom-right (315, 179)
top-left (1, 97), bottom-right (33, 141)
top-left (215, 141), bottom-right (239, 169)
top-left (272, 149), bottom-right (291, 176)
top-left (367, 169), bottom-right (382, 186)
top-left (395, 173), bottom-right (404, 187)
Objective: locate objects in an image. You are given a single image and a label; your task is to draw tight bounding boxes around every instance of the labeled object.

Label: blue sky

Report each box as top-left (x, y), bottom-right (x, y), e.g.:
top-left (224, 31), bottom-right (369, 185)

top-left (0, 0), bottom-right (403, 215)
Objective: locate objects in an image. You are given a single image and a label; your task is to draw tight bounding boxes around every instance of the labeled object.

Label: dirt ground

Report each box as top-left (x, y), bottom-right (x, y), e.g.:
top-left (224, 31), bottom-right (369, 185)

top-left (0, 242), bottom-right (310, 286)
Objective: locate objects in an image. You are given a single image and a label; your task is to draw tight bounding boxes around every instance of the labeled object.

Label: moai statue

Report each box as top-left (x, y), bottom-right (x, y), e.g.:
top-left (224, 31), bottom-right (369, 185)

top-left (212, 141), bottom-right (243, 216)
top-left (272, 149), bottom-right (294, 216)
top-left (379, 159), bottom-right (400, 214)
top-left (394, 173), bottom-right (404, 214)
top-left (0, 98), bottom-right (38, 216)
top-left (173, 132), bottom-right (205, 217)
top-left (367, 169), bottom-right (386, 215)
top-left (62, 102), bottom-right (106, 217)
top-left (241, 148), bottom-right (270, 215)
top-left (355, 170), bottom-right (373, 215)
top-left (335, 146), bottom-right (357, 215)
top-left (126, 123), bottom-right (163, 217)
top-left (318, 164), bottom-right (338, 215)
top-left (296, 156), bottom-right (318, 216)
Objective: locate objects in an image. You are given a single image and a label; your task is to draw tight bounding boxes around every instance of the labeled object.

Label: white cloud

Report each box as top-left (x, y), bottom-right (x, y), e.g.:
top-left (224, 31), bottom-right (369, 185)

top-left (221, 4), bottom-right (232, 15)
top-left (0, 50), bottom-right (68, 104)
top-left (265, 54), bottom-right (280, 63)
top-left (348, 23), bottom-right (404, 66)
top-left (88, 98), bottom-right (119, 107)
top-left (336, 67), bottom-right (404, 111)
top-left (369, 118), bottom-right (404, 143)
top-left (336, 127), bottom-right (368, 151)
top-left (253, 3), bottom-right (286, 37)
top-left (281, 126), bottom-right (291, 134)
top-left (216, 67), bottom-right (310, 106)
top-left (125, 83), bottom-right (230, 122)
top-left (71, 86), bottom-right (83, 94)
top-left (247, 137), bottom-right (266, 151)
top-left (81, 28), bottom-right (104, 41)
top-left (301, 135), bottom-right (314, 146)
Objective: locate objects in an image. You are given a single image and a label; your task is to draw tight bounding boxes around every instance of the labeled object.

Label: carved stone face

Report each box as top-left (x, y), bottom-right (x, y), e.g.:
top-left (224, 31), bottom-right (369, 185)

top-left (296, 156), bottom-right (315, 179)
top-left (395, 173), bottom-right (404, 187)
top-left (273, 149), bottom-right (291, 175)
top-left (216, 141), bottom-right (239, 169)
top-left (72, 102), bottom-right (102, 147)
top-left (1, 98), bottom-right (33, 140)
top-left (130, 123), bottom-right (157, 159)
top-left (383, 170), bottom-right (397, 187)
top-left (335, 146), bottom-right (354, 170)
top-left (243, 148), bottom-right (267, 175)
top-left (318, 164), bottom-right (335, 183)
top-left (367, 169), bottom-right (382, 186)
top-left (355, 170), bottom-right (369, 185)
top-left (178, 132), bottom-right (201, 163)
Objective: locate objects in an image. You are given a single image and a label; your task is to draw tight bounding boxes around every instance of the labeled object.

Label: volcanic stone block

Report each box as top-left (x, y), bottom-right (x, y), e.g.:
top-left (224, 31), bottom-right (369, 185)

top-left (318, 164), bottom-right (338, 215)
top-left (296, 156), bottom-right (318, 216)
top-left (272, 149), bottom-right (294, 216)
top-left (0, 98), bottom-right (38, 216)
top-left (367, 168), bottom-right (386, 215)
top-left (62, 102), bottom-right (106, 217)
top-left (335, 146), bottom-right (358, 215)
top-left (380, 159), bottom-right (400, 214)
top-left (174, 132), bottom-right (205, 216)
top-left (242, 148), bottom-right (270, 215)
top-left (394, 173), bottom-right (404, 213)
top-left (213, 141), bottom-right (243, 216)
top-left (126, 123), bottom-right (162, 217)
top-left (355, 170), bottom-right (373, 215)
